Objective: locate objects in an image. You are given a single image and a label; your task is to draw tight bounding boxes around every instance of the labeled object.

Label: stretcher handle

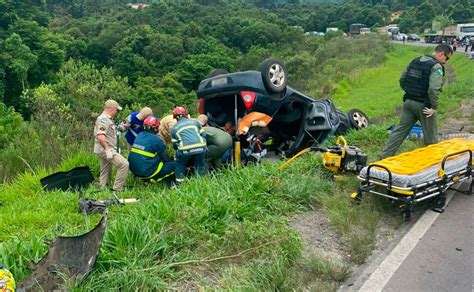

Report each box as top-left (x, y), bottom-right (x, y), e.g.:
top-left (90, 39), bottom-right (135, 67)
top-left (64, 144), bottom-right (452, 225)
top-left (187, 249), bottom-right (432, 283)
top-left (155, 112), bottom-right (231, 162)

top-left (441, 149), bottom-right (472, 172)
top-left (366, 164), bottom-right (393, 188)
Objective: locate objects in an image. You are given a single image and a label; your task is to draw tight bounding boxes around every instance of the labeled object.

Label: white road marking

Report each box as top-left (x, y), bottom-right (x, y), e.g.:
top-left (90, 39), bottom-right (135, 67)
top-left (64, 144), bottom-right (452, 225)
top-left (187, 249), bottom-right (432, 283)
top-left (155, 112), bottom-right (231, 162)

top-left (358, 192), bottom-right (454, 292)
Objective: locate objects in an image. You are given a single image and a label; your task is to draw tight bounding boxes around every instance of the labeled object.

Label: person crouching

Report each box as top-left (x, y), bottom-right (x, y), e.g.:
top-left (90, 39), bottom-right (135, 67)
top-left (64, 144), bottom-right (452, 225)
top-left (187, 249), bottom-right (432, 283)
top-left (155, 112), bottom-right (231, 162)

top-left (171, 106), bottom-right (207, 184)
top-left (128, 116), bottom-right (175, 183)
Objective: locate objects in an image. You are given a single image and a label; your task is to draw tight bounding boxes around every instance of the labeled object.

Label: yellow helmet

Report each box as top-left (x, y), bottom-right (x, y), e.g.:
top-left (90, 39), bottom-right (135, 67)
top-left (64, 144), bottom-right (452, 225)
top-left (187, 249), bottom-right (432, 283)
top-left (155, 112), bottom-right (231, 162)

top-left (0, 264), bottom-right (15, 292)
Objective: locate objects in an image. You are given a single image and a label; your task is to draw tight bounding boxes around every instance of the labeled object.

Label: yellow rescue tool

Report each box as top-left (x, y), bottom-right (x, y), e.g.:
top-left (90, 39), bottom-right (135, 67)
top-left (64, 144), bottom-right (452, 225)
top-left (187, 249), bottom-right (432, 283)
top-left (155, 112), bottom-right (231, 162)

top-left (279, 136), bottom-right (367, 173)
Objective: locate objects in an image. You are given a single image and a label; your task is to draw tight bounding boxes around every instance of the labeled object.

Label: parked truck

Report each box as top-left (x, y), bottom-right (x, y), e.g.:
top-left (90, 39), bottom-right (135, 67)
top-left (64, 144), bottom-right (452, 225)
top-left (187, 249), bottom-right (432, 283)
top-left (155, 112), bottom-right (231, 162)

top-left (457, 23), bottom-right (474, 42)
top-left (349, 23), bottom-right (367, 35)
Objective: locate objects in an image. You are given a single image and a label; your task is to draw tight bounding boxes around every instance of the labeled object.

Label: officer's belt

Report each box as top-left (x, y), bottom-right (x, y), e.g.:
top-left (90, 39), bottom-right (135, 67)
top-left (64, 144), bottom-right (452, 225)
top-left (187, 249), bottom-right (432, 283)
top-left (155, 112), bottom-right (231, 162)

top-left (131, 147), bottom-right (157, 157)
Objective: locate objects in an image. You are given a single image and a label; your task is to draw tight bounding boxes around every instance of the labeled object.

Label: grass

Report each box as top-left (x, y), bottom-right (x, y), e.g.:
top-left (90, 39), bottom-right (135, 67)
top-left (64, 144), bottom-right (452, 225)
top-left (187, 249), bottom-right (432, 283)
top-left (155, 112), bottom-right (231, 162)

top-left (1, 44), bottom-right (472, 290)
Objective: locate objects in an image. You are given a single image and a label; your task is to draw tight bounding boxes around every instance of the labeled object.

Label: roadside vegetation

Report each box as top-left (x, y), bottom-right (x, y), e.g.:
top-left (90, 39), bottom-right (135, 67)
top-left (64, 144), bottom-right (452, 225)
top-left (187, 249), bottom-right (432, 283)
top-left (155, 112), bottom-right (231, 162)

top-left (1, 45), bottom-right (472, 290)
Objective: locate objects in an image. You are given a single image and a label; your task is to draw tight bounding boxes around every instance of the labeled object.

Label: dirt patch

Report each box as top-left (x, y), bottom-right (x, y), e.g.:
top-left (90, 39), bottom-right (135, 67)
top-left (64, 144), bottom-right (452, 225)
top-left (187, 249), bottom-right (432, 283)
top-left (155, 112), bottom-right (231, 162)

top-left (439, 100), bottom-right (474, 139)
top-left (289, 210), bottom-right (351, 262)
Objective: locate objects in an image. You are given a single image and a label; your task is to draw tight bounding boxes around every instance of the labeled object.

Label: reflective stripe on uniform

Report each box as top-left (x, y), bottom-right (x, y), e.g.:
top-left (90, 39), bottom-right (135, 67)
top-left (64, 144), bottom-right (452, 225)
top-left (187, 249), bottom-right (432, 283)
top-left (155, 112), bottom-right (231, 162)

top-left (129, 128), bottom-right (138, 137)
top-left (130, 147), bottom-right (157, 158)
top-left (176, 125), bottom-right (206, 150)
top-left (149, 171), bottom-right (174, 183)
top-left (143, 162), bottom-right (164, 179)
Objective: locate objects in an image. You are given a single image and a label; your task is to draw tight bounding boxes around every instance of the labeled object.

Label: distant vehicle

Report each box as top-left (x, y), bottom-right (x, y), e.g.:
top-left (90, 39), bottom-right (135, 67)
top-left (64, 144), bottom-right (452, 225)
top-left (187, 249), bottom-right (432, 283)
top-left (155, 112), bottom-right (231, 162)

top-left (395, 33), bottom-right (408, 41)
top-left (456, 23), bottom-right (474, 41)
top-left (407, 34), bottom-right (420, 41)
top-left (349, 23), bottom-right (367, 35)
top-left (387, 27), bottom-right (400, 38)
top-left (326, 27), bottom-right (339, 33)
top-left (304, 31), bottom-right (324, 36)
top-left (360, 28), bottom-right (371, 35)
top-left (424, 33), bottom-right (447, 44)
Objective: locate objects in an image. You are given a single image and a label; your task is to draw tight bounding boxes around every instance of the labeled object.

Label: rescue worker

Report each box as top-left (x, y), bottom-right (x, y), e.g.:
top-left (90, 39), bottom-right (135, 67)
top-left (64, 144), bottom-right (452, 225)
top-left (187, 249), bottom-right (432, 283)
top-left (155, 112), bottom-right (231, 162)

top-left (171, 106), bottom-right (207, 184)
top-left (94, 99), bottom-right (129, 192)
top-left (158, 114), bottom-right (178, 144)
top-left (197, 114), bottom-right (233, 169)
top-left (381, 44), bottom-right (453, 158)
top-left (119, 107), bottom-right (153, 149)
top-left (128, 116), bottom-right (175, 183)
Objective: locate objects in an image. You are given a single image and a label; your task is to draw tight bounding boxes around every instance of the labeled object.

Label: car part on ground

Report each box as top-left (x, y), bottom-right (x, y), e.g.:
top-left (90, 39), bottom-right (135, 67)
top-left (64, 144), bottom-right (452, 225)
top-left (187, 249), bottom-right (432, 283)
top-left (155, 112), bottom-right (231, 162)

top-left (40, 166), bottom-right (94, 192)
top-left (18, 211), bottom-right (109, 290)
top-left (197, 58), bottom-right (370, 156)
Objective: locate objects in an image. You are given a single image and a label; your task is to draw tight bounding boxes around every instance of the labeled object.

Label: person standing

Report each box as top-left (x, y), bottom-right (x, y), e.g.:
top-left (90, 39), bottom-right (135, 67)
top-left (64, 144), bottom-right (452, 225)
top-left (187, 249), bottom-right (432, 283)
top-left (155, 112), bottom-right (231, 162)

top-left (197, 114), bottom-right (233, 169)
top-left (451, 38), bottom-right (457, 51)
top-left (94, 99), bottom-right (129, 191)
top-left (128, 116), bottom-right (174, 183)
top-left (171, 106), bottom-right (207, 184)
top-left (381, 44), bottom-right (452, 159)
top-left (464, 36), bottom-right (471, 52)
top-left (119, 107), bottom-right (153, 149)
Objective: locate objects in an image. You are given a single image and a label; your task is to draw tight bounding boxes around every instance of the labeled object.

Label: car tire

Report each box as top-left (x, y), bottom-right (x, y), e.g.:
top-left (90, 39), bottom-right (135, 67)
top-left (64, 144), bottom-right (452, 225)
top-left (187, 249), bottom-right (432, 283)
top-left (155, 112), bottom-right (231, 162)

top-left (259, 58), bottom-right (287, 93)
top-left (347, 109), bottom-right (369, 129)
top-left (207, 68), bottom-right (228, 78)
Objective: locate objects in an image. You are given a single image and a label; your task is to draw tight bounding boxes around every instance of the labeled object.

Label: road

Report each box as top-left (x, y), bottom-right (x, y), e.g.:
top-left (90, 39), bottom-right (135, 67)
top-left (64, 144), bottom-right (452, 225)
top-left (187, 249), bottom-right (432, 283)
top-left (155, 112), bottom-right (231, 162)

top-left (389, 40), bottom-right (472, 55)
top-left (341, 180), bottom-right (473, 292)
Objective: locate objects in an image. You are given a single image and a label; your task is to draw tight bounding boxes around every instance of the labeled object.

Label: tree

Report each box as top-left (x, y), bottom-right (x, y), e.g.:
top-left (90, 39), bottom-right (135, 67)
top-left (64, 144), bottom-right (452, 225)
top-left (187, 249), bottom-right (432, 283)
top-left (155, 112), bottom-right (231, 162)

top-left (0, 33), bottom-right (37, 91)
top-left (433, 14), bottom-right (453, 35)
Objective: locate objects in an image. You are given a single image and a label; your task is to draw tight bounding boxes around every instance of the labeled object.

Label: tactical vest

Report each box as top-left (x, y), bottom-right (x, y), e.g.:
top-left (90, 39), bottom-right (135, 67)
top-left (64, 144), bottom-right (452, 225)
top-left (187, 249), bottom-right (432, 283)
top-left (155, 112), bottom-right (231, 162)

top-left (403, 56), bottom-right (442, 106)
top-left (125, 112), bottom-right (144, 145)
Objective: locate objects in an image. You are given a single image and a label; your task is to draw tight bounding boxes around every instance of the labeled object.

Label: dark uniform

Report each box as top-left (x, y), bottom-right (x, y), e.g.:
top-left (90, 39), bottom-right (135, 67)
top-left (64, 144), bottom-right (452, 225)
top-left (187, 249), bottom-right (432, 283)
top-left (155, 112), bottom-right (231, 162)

top-left (171, 117), bottom-right (207, 182)
top-left (128, 131), bottom-right (174, 182)
top-left (382, 54), bottom-right (445, 158)
top-left (122, 111), bottom-right (145, 146)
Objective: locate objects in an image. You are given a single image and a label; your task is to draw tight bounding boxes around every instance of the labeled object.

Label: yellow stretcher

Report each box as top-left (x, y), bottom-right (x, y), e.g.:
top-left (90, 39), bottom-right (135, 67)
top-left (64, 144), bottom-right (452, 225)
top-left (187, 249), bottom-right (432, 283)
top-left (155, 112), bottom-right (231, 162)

top-left (352, 138), bottom-right (473, 220)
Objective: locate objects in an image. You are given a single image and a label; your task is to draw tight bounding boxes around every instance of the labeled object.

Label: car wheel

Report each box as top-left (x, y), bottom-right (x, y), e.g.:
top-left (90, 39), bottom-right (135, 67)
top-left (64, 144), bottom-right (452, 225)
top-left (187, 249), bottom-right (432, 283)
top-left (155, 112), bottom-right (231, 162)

top-left (347, 109), bottom-right (369, 129)
top-left (259, 58), bottom-right (287, 93)
top-left (207, 68), bottom-right (228, 78)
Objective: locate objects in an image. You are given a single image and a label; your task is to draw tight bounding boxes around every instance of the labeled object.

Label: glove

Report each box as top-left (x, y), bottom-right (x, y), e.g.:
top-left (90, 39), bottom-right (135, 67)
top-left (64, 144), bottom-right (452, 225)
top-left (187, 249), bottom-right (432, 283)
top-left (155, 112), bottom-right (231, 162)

top-left (422, 107), bottom-right (436, 118)
top-left (106, 148), bottom-right (115, 160)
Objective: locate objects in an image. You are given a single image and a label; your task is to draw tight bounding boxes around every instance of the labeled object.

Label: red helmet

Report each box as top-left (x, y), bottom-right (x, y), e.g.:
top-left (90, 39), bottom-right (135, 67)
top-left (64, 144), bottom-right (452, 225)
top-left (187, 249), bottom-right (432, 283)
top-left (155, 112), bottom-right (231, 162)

top-left (172, 106), bottom-right (188, 119)
top-left (143, 116), bottom-right (160, 131)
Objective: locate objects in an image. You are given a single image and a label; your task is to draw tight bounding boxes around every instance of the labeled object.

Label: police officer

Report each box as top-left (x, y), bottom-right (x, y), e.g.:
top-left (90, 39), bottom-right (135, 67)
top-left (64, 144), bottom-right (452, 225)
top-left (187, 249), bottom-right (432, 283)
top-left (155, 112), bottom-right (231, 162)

top-left (128, 116), bottom-right (175, 183)
top-left (171, 106), bottom-right (207, 184)
top-left (119, 107), bottom-right (153, 149)
top-left (381, 44), bottom-right (453, 158)
top-left (198, 114), bottom-right (233, 169)
top-left (94, 99), bottom-right (129, 191)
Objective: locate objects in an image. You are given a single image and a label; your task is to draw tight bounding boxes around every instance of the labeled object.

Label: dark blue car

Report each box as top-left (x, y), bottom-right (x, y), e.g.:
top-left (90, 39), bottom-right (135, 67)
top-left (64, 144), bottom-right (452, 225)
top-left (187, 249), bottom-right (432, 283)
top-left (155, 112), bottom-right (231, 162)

top-left (196, 58), bottom-right (369, 155)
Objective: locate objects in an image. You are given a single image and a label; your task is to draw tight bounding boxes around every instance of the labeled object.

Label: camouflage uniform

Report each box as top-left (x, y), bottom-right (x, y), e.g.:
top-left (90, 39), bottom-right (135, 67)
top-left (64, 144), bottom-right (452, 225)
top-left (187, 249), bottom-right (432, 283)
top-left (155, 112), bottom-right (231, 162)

top-left (382, 54), bottom-right (445, 158)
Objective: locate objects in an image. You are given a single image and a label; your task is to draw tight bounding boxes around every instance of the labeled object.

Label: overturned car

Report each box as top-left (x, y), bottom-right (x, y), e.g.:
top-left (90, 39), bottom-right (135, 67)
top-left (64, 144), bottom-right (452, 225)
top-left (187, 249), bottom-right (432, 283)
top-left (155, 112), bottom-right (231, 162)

top-left (196, 58), bottom-right (369, 156)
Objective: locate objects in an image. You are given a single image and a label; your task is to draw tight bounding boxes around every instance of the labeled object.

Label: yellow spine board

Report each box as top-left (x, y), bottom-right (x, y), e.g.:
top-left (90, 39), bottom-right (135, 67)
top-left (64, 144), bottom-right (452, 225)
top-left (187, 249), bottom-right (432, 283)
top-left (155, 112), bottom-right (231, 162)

top-left (371, 138), bottom-right (474, 175)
